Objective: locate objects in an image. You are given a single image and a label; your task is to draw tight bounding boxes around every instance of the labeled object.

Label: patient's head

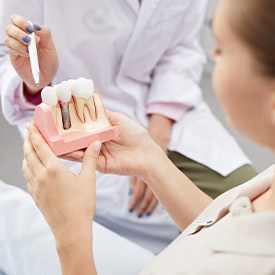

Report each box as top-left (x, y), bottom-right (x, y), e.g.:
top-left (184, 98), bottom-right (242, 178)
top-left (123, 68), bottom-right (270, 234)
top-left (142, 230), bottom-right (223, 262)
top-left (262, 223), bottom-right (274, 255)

top-left (211, 0), bottom-right (275, 150)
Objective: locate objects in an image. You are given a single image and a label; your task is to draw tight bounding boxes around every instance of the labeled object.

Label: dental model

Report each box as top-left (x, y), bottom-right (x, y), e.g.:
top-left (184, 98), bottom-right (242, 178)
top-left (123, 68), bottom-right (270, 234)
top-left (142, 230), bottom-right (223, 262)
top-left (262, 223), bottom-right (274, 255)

top-left (55, 81), bottom-right (72, 130)
top-left (34, 78), bottom-right (116, 156)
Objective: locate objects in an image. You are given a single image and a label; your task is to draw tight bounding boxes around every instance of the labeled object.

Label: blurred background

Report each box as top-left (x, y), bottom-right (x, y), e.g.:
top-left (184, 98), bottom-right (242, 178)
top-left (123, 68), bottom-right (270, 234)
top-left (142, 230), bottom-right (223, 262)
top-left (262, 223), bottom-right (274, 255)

top-left (0, 0), bottom-right (273, 190)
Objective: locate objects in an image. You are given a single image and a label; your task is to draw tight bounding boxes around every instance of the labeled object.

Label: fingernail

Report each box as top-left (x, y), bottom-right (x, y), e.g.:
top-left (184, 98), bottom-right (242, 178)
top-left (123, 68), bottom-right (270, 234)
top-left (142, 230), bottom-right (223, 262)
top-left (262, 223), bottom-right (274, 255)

top-left (23, 35), bottom-right (31, 43)
top-left (138, 214), bottom-right (143, 218)
top-left (33, 24), bottom-right (41, 31)
top-left (146, 212), bottom-right (151, 217)
top-left (128, 188), bottom-right (132, 195)
top-left (92, 141), bottom-right (101, 153)
top-left (129, 209), bottom-right (134, 213)
top-left (26, 25), bottom-right (34, 33)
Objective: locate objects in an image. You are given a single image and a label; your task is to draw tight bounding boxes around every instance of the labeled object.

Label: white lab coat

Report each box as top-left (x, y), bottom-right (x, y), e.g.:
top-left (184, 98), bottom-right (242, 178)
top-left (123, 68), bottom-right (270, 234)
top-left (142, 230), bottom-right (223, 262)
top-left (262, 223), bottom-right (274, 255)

top-left (0, 0), bottom-right (250, 254)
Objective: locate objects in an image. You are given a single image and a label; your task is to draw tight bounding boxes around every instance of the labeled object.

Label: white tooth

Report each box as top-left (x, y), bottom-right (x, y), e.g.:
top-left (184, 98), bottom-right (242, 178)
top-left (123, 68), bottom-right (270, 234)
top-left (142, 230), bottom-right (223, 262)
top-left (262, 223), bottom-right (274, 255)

top-left (73, 97), bottom-right (86, 122)
top-left (72, 78), bottom-right (95, 122)
top-left (73, 96), bottom-right (96, 122)
top-left (86, 96), bottom-right (96, 120)
top-left (93, 93), bottom-right (107, 120)
top-left (41, 86), bottom-right (57, 106)
top-left (67, 79), bottom-right (78, 96)
top-left (55, 81), bottom-right (72, 103)
top-left (73, 77), bottom-right (94, 99)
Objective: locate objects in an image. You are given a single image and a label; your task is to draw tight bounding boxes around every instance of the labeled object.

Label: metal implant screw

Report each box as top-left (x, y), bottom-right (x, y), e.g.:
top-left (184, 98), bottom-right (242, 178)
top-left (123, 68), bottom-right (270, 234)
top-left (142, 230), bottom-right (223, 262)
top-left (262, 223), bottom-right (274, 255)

top-left (60, 102), bottom-right (71, 130)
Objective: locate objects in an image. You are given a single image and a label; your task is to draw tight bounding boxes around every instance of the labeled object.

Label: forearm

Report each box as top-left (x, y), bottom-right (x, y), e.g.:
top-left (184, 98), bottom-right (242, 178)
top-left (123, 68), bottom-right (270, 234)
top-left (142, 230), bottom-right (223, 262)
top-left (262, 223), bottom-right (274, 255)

top-left (148, 114), bottom-right (173, 149)
top-left (141, 145), bottom-right (212, 230)
top-left (56, 223), bottom-right (96, 275)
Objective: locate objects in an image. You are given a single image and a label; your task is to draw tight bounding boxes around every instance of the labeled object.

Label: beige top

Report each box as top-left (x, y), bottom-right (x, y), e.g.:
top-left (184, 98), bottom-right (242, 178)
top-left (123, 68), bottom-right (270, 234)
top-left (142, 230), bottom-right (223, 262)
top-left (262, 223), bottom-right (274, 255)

top-left (141, 165), bottom-right (275, 275)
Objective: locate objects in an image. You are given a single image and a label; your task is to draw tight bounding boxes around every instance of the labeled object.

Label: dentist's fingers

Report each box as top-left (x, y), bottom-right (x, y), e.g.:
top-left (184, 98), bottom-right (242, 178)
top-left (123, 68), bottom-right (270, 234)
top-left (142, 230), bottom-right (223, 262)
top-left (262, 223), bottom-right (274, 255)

top-left (5, 24), bottom-right (32, 47)
top-left (128, 178), bottom-right (146, 213)
top-left (5, 36), bottom-right (29, 57)
top-left (9, 14), bottom-right (50, 49)
top-left (137, 187), bottom-right (158, 216)
top-left (32, 24), bottom-right (54, 48)
top-left (129, 175), bottom-right (137, 195)
top-left (8, 47), bottom-right (29, 58)
top-left (145, 196), bottom-right (159, 216)
top-left (10, 14), bottom-right (34, 34)
top-left (9, 14), bottom-right (40, 56)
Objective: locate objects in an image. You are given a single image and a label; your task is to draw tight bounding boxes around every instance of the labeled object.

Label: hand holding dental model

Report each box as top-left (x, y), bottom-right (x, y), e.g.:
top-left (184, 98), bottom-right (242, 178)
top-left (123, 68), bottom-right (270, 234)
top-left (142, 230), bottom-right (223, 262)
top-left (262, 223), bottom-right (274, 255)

top-left (34, 77), bottom-right (116, 156)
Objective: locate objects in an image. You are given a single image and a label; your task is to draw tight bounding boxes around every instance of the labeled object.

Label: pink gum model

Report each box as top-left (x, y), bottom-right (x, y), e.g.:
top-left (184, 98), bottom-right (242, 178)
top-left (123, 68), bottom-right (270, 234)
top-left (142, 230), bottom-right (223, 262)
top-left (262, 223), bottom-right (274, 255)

top-left (34, 93), bottom-right (117, 156)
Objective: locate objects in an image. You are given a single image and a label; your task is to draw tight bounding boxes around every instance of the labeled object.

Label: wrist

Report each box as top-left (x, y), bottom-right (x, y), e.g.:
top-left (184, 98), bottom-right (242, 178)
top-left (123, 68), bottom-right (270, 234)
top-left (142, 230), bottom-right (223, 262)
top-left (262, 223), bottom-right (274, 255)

top-left (54, 219), bottom-right (93, 251)
top-left (148, 114), bottom-right (174, 130)
top-left (138, 140), bottom-right (166, 183)
top-left (56, 223), bottom-right (95, 275)
top-left (142, 145), bottom-right (178, 193)
top-left (148, 114), bottom-right (173, 147)
top-left (56, 233), bottom-right (92, 255)
top-left (23, 82), bottom-right (43, 96)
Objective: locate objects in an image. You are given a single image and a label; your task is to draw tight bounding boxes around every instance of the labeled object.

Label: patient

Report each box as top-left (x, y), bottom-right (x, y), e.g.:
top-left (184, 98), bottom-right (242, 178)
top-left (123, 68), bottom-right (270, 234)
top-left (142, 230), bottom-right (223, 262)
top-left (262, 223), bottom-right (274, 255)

top-left (22, 0), bottom-right (275, 274)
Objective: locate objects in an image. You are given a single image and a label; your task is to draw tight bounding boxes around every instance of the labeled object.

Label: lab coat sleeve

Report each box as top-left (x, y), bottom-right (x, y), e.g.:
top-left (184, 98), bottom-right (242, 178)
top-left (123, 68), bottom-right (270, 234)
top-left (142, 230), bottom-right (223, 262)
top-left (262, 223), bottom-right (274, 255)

top-left (0, 0), bottom-right (44, 126)
top-left (146, 1), bottom-right (209, 122)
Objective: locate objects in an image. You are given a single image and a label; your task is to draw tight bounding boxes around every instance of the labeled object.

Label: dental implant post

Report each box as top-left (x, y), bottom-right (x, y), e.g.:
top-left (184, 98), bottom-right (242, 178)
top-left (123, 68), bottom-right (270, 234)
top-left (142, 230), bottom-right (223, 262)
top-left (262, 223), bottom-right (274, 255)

top-left (55, 81), bottom-right (72, 130)
top-left (59, 101), bottom-right (71, 129)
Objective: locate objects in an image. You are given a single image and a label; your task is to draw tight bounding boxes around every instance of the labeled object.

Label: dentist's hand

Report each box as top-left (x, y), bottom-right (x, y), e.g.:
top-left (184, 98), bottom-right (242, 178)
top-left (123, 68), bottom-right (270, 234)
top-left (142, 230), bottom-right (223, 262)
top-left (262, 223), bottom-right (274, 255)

top-left (128, 114), bottom-right (173, 217)
top-left (5, 14), bottom-right (58, 94)
top-left (128, 177), bottom-right (159, 217)
top-left (22, 125), bottom-right (100, 245)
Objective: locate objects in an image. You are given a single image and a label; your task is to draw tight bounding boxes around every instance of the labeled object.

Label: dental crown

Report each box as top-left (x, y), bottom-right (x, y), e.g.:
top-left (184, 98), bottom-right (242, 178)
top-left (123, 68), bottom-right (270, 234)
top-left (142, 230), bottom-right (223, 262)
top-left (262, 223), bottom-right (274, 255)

top-left (55, 81), bottom-right (72, 103)
top-left (41, 86), bottom-right (58, 106)
top-left (72, 77), bottom-right (95, 99)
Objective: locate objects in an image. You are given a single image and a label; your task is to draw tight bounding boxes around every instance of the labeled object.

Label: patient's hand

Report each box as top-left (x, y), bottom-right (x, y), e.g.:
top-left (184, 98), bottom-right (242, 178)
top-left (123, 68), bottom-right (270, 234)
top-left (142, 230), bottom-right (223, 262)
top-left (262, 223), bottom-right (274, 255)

top-left (22, 125), bottom-right (100, 245)
top-left (63, 111), bottom-right (161, 181)
top-left (61, 149), bottom-right (85, 162)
